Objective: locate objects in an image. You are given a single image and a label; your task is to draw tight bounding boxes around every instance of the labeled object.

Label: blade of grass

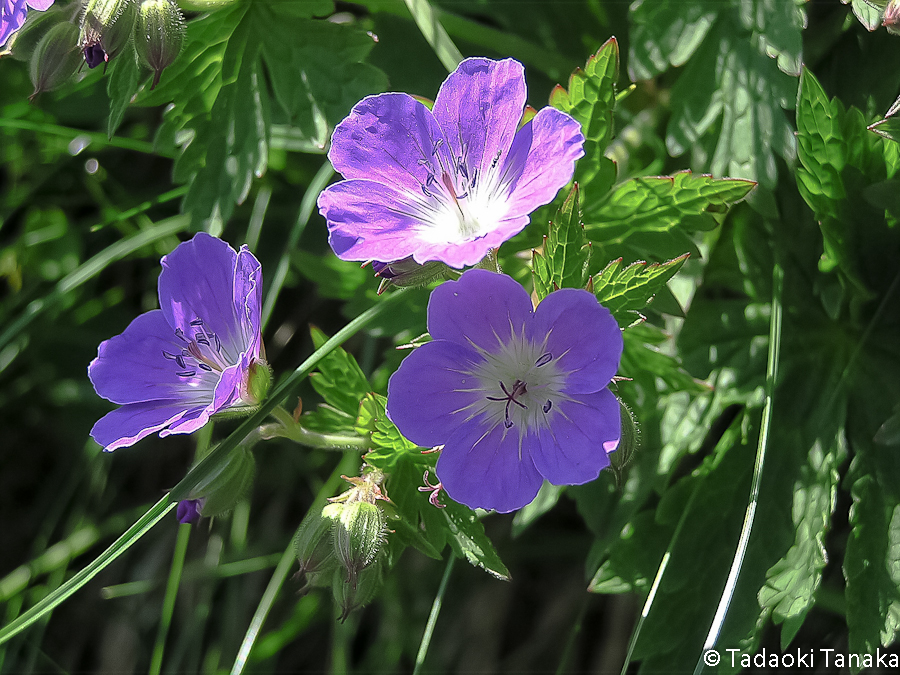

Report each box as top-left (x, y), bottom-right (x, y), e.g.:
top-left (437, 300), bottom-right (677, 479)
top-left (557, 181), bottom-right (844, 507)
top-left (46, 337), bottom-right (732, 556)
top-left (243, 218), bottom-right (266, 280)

top-left (260, 162), bottom-right (334, 331)
top-left (402, 0), bottom-right (463, 72)
top-left (0, 214), bottom-right (189, 358)
top-left (0, 118), bottom-right (169, 157)
top-left (692, 263), bottom-right (784, 675)
top-left (0, 286), bottom-right (411, 646)
top-left (149, 524), bottom-right (191, 675)
top-left (245, 186), bottom-right (272, 252)
top-left (229, 453), bottom-right (360, 675)
top-left (413, 554), bottom-right (456, 675)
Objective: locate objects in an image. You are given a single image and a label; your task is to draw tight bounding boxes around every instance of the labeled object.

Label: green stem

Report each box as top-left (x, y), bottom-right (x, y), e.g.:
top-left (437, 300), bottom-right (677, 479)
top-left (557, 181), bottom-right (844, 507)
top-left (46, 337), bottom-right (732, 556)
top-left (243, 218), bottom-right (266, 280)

top-left (149, 524), bottom-right (191, 675)
top-left (230, 454), bottom-right (360, 675)
top-left (401, 0), bottom-right (463, 72)
top-left (262, 406), bottom-right (370, 451)
top-left (692, 262), bottom-right (784, 675)
top-left (412, 555), bottom-right (456, 674)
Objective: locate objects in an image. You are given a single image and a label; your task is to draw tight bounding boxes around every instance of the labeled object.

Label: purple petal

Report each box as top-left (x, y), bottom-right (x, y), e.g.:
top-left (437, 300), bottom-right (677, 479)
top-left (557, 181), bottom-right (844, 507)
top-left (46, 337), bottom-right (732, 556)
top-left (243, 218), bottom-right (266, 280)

top-left (427, 269), bottom-right (534, 352)
top-left (1, 0), bottom-right (27, 47)
top-left (436, 417), bottom-right (543, 513)
top-left (88, 310), bottom-right (217, 405)
top-left (232, 245), bottom-right (263, 356)
top-left (387, 340), bottom-right (486, 447)
top-left (176, 499), bottom-right (204, 525)
top-left (91, 400), bottom-right (203, 451)
top-left (327, 92), bottom-right (453, 192)
top-left (529, 288), bottom-right (622, 394)
top-left (432, 58), bottom-right (526, 184)
top-left (502, 107), bottom-right (585, 219)
top-left (533, 388), bottom-right (620, 485)
top-left (319, 179), bottom-right (436, 263)
top-left (158, 233), bottom-right (243, 357)
top-left (26, 0), bottom-right (53, 10)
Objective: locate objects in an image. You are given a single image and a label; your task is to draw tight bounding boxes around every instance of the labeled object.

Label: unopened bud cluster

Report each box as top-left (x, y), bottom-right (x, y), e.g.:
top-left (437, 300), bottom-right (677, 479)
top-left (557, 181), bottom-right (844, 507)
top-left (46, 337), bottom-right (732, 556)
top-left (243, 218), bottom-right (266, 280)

top-left (14, 0), bottom-right (185, 99)
top-left (293, 470), bottom-right (390, 621)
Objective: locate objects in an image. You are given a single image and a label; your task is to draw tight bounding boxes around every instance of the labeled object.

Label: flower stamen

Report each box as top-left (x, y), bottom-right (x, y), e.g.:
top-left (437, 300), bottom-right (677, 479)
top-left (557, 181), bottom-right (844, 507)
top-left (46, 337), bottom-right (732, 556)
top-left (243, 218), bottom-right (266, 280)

top-left (486, 379), bottom-right (528, 429)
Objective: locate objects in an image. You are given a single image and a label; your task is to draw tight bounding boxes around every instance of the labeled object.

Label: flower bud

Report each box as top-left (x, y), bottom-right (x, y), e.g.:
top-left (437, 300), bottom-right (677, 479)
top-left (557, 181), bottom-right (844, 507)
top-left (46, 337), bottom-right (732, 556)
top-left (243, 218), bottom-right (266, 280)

top-left (133, 0), bottom-right (184, 89)
top-left (29, 21), bottom-right (82, 100)
top-left (293, 506), bottom-right (337, 575)
top-left (370, 257), bottom-right (456, 294)
top-left (609, 397), bottom-right (639, 486)
top-left (188, 446), bottom-right (256, 517)
top-left (242, 359), bottom-right (271, 406)
top-left (328, 501), bottom-right (386, 590)
top-left (332, 557), bottom-right (384, 622)
top-left (7, 4), bottom-right (69, 62)
top-left (79, 0), bottom-right (137, 68)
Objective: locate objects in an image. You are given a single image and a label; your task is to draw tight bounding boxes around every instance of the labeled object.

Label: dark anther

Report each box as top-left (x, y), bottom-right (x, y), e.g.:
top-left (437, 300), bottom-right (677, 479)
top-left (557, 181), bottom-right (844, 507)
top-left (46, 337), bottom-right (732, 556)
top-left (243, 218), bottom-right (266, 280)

top-left (198, 363), bottom-right (213, 372)
top-left (176, 370), bottom-right (196, 378)
top-left (535, 352), bottom-right (552, 367)
top-left (425, 173), bottom-right (437, 187)
top-left (457, 159), bottom-right (468, 179)
top-left (213, 334), bottom-right (222, 352)
top-left (432, 139), bottom-right (444, 155)
top-left (190, 319), bottom-right (204, 326)
top-left (174, 328), bottom-right (187, 342)
top-left (543, 400), bottom-right (552, 413)
top-left (491, 150), bottom-right (501, 169)
top-left (456, 191), bottom-right (468, 200)
top-left (421, 185), bottom-right (433, 198)
top-left (486, 379), bottom-right (528, 428)
top-left (196, 334), bottom-right (210, 346)
top-left (162, 350), bottom-right (177, 360)
top-left (176, 355), bottom-right (186, 369)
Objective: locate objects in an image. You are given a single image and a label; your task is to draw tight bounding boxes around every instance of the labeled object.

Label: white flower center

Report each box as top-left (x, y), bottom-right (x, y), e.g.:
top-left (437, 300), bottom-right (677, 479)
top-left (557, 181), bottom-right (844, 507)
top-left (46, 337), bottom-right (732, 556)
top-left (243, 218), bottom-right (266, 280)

top-left (410, 140), bottom-right (515, 245)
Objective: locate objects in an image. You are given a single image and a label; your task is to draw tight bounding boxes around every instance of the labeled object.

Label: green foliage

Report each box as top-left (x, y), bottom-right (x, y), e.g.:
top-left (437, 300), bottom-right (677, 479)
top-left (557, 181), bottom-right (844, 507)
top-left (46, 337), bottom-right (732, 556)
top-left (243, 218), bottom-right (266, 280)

top-left (631, 0), bottom-right (803, 188)
top-left (136, 2), bottom-right (387, 230)
top-left (531, 184), bottom-right (590, 299)
top-left (584, 171), bottom-right (755, 263)
top-left (549, 38), bottom-right (619, 195)
top-left (593, 254), bottom-right (688, 327)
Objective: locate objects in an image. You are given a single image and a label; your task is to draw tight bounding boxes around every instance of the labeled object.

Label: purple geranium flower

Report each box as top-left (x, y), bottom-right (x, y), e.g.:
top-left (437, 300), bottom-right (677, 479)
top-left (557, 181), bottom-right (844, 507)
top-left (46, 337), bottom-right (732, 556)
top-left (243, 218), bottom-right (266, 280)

top-left (318, 57), bottom-right (585, 269)
top-left (89, 233), bottom-right (267, 452)
top-left (1, 0), bottom-right (53, 47)
top-left (387, 269), bottom-right (623, 513)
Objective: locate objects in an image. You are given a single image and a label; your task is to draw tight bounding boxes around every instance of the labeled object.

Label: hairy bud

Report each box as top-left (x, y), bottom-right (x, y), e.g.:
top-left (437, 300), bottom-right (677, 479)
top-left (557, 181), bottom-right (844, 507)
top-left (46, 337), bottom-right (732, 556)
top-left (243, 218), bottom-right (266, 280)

top-left (609, 397), bottom-right (639, 486)
top-left (7, 4), bottom-right (68, 62)
top-left (188, 445), bottom-right (256, 518)
top-left (29, 21), bottom-right (81, 100)
top-left (133, 0), bottom-right (184, 88)
top-left (328, 501), bottom-right (386, 589)
top-left (370, 257), bottom-right (457, 294)
top-left (79, 0), bottom-right (137, 68)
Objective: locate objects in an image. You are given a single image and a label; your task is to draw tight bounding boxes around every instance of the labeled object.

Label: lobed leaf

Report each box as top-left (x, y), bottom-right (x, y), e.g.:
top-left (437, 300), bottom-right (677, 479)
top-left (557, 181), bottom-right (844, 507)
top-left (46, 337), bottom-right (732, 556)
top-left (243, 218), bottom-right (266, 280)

top-left (531, 184), bottom-right (590, 300)
top-left (593, 254), bottom-right (688, 327)
top-left (549, 38), bottom-right (619, 196)
top-left (308, 327), bottom-right (371, 418)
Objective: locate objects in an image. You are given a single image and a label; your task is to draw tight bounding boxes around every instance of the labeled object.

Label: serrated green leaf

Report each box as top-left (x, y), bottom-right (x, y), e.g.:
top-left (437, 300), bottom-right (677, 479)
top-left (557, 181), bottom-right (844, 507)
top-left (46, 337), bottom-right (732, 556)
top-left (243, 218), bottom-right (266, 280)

top-left (549, 38), bottom-right (618, 193)
top-left (666, 19), bottom-right (797, 188)
top-left (845, 0), bottom-right (886, 30)
top-left (593, 253), bottom-right (688, 326)
top-left (355, 393), bottom-right (421, 471)
top-left (107, 52), bottom-right (141, 138)
top-left (260, 16), bottom-right (387, 151)
top-left (628, 0), bottom-right (718, 80)
top-left (735, 0), bottom-right (805, 76)
top-left (442, 500), bottom-right (510, 581)
top-left (531, 184), bottom-right (590, 301)
top-left (584, 171), bottom-right (755, 262)
top-left (308, 327), bottom-right (371, 418)
top-left (758, 433), bottom-right (841, 649)
top-left (845, 465), bottom-right (900, 655)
